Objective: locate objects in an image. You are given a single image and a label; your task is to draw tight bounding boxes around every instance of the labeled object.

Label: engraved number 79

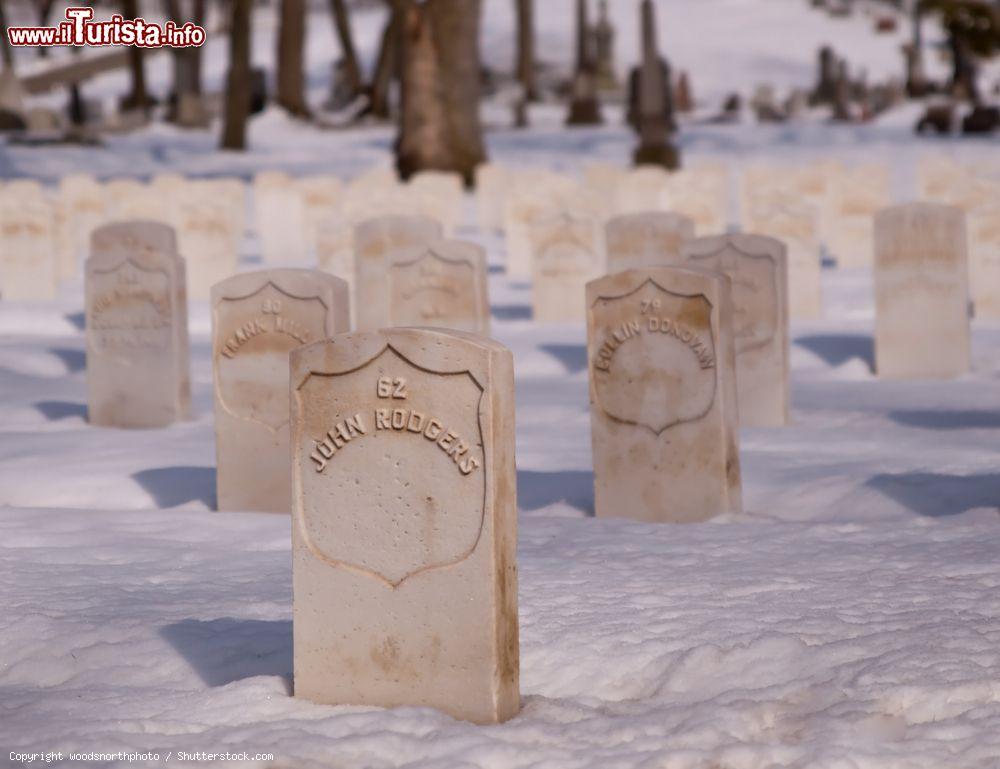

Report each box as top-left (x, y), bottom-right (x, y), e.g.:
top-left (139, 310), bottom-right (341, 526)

top-left (640, 299), bottom-right (661, 314)
top-left (377, 377), bottom-right (407, 399)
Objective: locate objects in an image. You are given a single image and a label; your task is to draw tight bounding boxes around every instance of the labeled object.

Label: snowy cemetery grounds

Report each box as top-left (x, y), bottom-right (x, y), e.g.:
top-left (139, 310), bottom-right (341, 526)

top-left (1, 116), bottom-right (1000, 767)
top-left (3, 0), bottom-right (1000, 764)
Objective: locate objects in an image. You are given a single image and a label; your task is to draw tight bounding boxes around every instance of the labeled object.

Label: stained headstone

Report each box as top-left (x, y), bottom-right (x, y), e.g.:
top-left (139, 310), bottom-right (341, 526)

top-left (212, 269), bottom-right (349, 513)
top-left (665, 165), bottom-right (730, 235)
top-left (298, 175), bottom-right (344, 258)
top-left (315, 217), bottom-right (355, 309)
top-left (254, 171), bottom-right (307, 264)
top-left (874, 203), bottom-right (970, 379)
top-left (387, 240), bottom-right (490, 335)
top-left (615, 166), bottom-right (671, 214)
top-left (409, 171), bottom-right (464, 235)
top-left (683, 234), bottom-right (789, 427)
top-left (0, 191), bottom-right (56, 300)
top-left (176, 186), bottom-right (239, 300)
top-left (355, 214), bottom-right (444, 331)
top-left (291, 328), bottom-right (519, 724)
top-left (475, 163), bottom-right (509, 232)
top-left (605, 211), bottom-right (694, 272)
top-left (586, 266), bottom-right (742, 521)
top-left (828, 164), bottom-right (890, 269)
top-left (57, 174), bottom-right (105, 283)
top-left (531, 210), bottom-right (604, 322)
top-left (744, 198), bottom-right (822, 320)
top-left (85, 221), bottom-right (190, 427)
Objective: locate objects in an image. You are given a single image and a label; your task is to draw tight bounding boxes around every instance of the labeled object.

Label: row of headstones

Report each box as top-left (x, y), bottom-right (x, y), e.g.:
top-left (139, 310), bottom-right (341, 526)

top-left (0, 174), bottom-right (244, 301)
top-left (0, 167), bottom-right (466, 303)
top-left (82, 219), bottom-right (512, 723)
top-left (292, 200), bottom-right (979, 723)
top-left (83, 202), bottom-right (972, 724)
top-left (917, 158), bottom-right (1000, 318)
top-left (89, 198), bottom-right (975, 510)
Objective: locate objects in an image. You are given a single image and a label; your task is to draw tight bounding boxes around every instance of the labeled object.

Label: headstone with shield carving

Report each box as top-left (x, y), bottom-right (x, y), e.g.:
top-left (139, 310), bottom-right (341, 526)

top-left (355, 215), bottom-right (444, 331)
top-left (290, 328), bottom-right (519, 724)
top-left (85, 221), bottom-right (190, 428)
top-left (212, 268), bottom-right (350, 512)
top-left (387, 239), bottom-right (490, 335)
top-left (684, 233), bottom-right (789, 426)
top-left (586, 265), bottom-right (742, 522)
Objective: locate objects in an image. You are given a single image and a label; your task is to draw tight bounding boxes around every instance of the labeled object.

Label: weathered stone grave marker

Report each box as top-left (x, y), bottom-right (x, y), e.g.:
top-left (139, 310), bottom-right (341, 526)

top-left (874, 203), bottom-right (970, 379)
top-left (387, 240), bottom-right (490, 335)
top-left (355, 214), bottom-right (443, 331)
top-left (0, 190), bottom-right (56, 301)
top-left (85, 221), bottom-right (190, 428)
top-left (586, 266), bottom-right (742, 522)
top-left (531, 210), bottom-right (604, 322)
top-left (212, 269), bottom-right (349, 512)
top-left (291, 328), bottom-right (519, 724)
top-left (683, 233), bottom-right (789, 426)
top-left (605, 211), bottom-right (694, 272)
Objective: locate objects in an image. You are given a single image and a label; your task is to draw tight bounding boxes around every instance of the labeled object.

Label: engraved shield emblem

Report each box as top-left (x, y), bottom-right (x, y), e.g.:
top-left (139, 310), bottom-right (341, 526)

top-left (591, 279), bottom-right (717, 433)
top-left (689, 250), bottom-right (777, 354)
top-left (216, 283), bottom-right (328, 430)
top-left (296, 346), bottom-right (486, 586)
top-left (89, 259), bottom-right (172, 357)
top-left (391, 250), bottom-right (475, 328)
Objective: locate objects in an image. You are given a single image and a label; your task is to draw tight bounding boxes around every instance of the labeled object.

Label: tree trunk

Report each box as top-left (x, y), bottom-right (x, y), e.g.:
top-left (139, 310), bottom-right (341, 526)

top-left (221, 0), bottom-right (253, 150)
top-left (276, 0), bottom-right (310, 117)
top-left (369, 2), bottom-right (402, 119)
top-left (0, 1), bottom-right (14, 71)
top-left (515, 0), bottom-right (537, 101)
top-left (167, 0), bottom-right (207, 126)
top-left (121, 0), bottom-right (153, 111)
top-left (329, 0), bottom-right (363, 97)
top-left (395, 0), bottom-right (486, 185)
top-left (36, 1), bottom-right (57, 58)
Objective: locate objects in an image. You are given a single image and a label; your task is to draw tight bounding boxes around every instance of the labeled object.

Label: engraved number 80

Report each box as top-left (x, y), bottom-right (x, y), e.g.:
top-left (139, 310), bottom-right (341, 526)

top-left (262, 299), bottom-right (282, 313)
top-left (377, 377), bottom-right (407, 399)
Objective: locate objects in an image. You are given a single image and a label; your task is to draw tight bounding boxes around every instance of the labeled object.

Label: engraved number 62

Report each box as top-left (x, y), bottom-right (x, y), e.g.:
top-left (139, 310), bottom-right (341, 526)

top-left (377, 377), bottom-right (407, 399)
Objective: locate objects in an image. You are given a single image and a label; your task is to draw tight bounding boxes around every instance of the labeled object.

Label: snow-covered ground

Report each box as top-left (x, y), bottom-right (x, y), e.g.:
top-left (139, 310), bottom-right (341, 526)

top-left (4, 1), bottom-right (1000, 768)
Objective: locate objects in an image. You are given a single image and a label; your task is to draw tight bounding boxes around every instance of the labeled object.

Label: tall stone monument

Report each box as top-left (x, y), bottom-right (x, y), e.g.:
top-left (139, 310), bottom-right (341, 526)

top-left (630, 0), bottom-right (679, 169)
top-left (566, 0), bottom-right (603, 126)
top-left (592, 0), bottom-right (618, 93)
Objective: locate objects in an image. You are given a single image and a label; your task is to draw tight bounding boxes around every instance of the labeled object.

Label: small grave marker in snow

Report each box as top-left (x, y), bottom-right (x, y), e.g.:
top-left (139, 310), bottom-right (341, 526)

top-left (387, 239), bottom-right (490, 335)
top-left (874, 202), bottom-right (970, 379)
top-left (85, 221), bottom-right (191, 428)
top-left (586, 265), bottom-right (742, 522)
top-left (354, 215), bottom-right (443, 331)
top-left (683, 233), bottom-right (790, 427)
top-left (0, 190), bottom-right (56, 301)
top-left (290, 328), bottom-right (519, 724)
top-left (530, 210), bottom-right (604, 322)
top-left (212, 269), bottom-right (349, 513)
top-left (605, 211), bottom-right (694, 272)
top-left (176, 184), bottom-right (240, 301)
top-left (742, 198), bottom-right (822, 320)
